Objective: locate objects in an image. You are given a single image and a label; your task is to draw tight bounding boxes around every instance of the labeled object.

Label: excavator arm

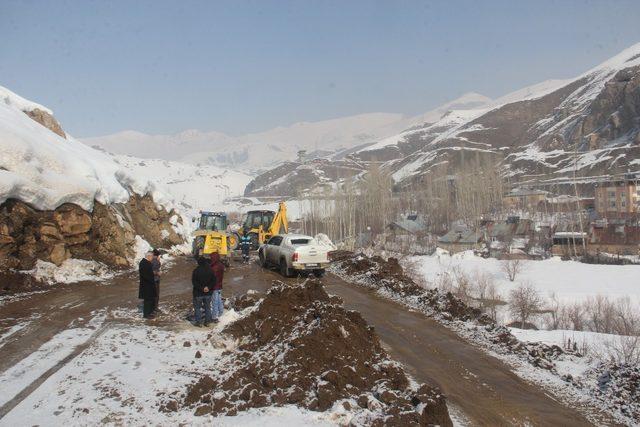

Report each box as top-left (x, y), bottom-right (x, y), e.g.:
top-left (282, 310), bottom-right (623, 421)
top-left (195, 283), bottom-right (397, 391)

top-left (268, 201), bottom-right (288, 236)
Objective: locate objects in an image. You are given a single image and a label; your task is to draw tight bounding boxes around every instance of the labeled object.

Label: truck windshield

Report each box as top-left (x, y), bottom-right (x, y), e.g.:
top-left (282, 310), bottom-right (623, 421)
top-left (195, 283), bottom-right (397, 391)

top-left (200, 215), bottom-right (227, 231)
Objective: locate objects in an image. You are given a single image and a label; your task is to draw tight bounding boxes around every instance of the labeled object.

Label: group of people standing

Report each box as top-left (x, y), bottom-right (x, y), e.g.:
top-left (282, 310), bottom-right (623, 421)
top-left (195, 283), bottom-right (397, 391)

top-left (191, 252), bottom-right (225, 326)
top-left (138, 249), bottom-right (162, 319)
top-left (137, 250), bottom-right (226, 326)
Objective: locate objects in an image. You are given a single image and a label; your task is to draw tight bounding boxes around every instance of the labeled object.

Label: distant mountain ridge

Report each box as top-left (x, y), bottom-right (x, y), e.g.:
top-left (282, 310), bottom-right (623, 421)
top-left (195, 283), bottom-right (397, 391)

top-left (244, 42), bottom-right (640, 196)
top-left (81, 93), bottom-right (493, 174)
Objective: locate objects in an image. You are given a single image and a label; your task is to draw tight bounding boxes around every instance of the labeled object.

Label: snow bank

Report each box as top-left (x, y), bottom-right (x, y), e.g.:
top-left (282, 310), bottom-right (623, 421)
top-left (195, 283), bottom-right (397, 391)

top-left (314, 233), bottom-right (337, 250)
top-left (30, 259), bottom-right (116, 284)
top-left (0, 85), bottom-right (171, 212)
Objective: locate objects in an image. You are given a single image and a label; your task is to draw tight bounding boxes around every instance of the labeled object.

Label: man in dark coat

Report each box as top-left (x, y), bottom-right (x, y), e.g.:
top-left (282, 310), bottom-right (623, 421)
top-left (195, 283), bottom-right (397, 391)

top-left (139, 251), bottom-right (157, 319)
top-left (192, 256), bottom-right (215, 326)
top-left (151, 249), bottom-right (162, 313)
top-left (210, 252), bottom-right (225, 322)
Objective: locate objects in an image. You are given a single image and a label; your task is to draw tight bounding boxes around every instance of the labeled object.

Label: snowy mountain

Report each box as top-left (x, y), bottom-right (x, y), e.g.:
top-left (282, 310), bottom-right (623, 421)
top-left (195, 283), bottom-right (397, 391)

top-left (247, 42), bottom-right (640, 196)
top-left (82, 93), bottom-right (492, 174)
top-left (109, 155), bottom-right (252, 215)
top-left (0, 86), bottom-right (188, 270)
top-left (379, 43), bottom-right (640, 187)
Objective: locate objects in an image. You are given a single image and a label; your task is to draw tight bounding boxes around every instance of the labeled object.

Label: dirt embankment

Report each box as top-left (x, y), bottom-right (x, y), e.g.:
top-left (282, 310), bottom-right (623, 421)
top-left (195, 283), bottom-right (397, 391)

top-left (0, 194), bottom-right (184, 293)
top-left (175, 280), bottom-right (452, 426)
top-left (331, 252), bottom-right (490, 323)
top-left (331, 253), bottom-right (586, 371)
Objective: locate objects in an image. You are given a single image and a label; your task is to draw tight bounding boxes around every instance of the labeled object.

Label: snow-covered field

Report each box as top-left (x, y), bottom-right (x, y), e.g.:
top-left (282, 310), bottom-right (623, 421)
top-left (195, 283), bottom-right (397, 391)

top-left (413, 250), bottom-right (640, 306)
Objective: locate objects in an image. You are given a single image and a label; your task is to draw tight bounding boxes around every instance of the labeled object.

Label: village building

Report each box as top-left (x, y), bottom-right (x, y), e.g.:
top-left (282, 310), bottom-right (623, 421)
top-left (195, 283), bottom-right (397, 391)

top-left (549, 221), bottom-right (588, 257)
top-left (485, 217), bottom-right (535, 257)
top-left (594, 178), bottom-right (639, 220)
top-left (387, 214), bottom-right (428, 236)
top-left (589, 223), bottom-right (640, 256)
top-left (503, 188), bottom-right (549, 211)
top-left (437, 225), bottom-right (483, 254)
top-left (544, 194), bottom-right (595, 213)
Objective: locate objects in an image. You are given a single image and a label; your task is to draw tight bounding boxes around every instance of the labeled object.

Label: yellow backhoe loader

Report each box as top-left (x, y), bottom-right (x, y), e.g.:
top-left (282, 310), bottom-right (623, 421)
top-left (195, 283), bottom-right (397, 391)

top-left (191, 211), bottom-right (237, 264)
top-left (234, 201), bottom-right (288, 249)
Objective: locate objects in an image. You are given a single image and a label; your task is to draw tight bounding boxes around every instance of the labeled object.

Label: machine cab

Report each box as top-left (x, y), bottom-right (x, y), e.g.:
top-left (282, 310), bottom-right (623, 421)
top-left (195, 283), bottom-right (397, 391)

top-left (242, 210), bottom-right (275, 231)
top-left (198, 212), bottom-right (228, 231)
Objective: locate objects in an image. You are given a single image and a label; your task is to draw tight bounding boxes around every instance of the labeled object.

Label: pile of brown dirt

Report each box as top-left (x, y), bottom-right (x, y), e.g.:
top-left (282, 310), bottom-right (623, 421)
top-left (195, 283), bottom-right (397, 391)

top-left (178, 280), bottom-right (452, 425)
top-left (333, 252), bottom-right (490, 323)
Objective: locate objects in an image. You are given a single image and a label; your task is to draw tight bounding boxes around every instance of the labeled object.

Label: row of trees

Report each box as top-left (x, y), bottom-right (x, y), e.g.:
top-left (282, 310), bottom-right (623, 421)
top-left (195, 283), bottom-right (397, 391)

top-left (299, 152), bottom-right (507, 246)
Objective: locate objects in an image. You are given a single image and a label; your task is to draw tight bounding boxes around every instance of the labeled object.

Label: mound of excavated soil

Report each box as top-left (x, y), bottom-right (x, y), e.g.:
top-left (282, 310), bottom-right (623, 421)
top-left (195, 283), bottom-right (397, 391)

top-left (333, 253), bottom-right (490, 324)
top-left (333, 254), bottom-right (592, 378)
top-left (179, 280), bottom-right (452, 426)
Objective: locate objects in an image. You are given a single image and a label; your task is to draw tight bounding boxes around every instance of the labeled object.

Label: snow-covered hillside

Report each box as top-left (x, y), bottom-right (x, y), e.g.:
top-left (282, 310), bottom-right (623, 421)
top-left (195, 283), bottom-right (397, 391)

top-left (0, 86), bottom-right (171, 212)
top-left (82, 93), bottom-right (492, 173)
top-left (0, 86), bottom-right (187, 272)
top-left (110, 155), bottom-right (252, 216)
top-left (248, 42), bottom-right (640, 196)
top-left (380, 42), bottom-right (640, 185)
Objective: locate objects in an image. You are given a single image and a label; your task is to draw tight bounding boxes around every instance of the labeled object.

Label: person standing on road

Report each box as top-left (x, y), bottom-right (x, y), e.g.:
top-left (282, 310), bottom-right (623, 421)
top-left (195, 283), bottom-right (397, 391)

top-left (192, 256), bottom-right (215, 327)
top-left (139, 251), bottom-right (157, 319)
top-left (151, 249), bottom-right (162, 314)
top-left (239, 234), bottom-right (251, 263)
top-left (210, 252), bottom-right (225, 322)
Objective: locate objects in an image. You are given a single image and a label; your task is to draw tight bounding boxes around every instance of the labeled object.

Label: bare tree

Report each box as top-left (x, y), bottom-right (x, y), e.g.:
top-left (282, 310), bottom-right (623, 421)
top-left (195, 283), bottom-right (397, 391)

top-left (486, 283), bottom-right (502, 321)
top-left (508, 282), bottom-right (543, 329)
top-left (546, 292), bottom-right (562, 330)
top-left (599, 336), bottom-right (640, 365)
top-left (501, 258), bottom-right (524, 282)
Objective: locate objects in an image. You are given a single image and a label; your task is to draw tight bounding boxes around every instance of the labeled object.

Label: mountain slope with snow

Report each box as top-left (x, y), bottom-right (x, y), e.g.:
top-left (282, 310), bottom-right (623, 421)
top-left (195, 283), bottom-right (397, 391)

top-left (245, 42), bottom-right (640, 197)
top-left (384, 43), bottom-right (640, 186)
top-left (0, 86), bottom-right (189, 271)
top-left (110, 155), bottom-right (252, 215)
top-left (0, 86), bottom-right (167, 211)
top-left (82, 93), bottom-right (493, 173)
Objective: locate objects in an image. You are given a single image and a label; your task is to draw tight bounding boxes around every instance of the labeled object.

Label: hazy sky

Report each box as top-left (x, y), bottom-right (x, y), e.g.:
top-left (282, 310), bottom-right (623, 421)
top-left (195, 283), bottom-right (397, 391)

top-left (2, 0), bottom-right (640, 137)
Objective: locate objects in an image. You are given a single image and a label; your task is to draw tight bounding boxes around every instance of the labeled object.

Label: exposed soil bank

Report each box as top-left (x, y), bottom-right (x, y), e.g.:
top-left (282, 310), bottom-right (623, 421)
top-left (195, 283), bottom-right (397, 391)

top-left (0, 194), bottom-right (184, 293)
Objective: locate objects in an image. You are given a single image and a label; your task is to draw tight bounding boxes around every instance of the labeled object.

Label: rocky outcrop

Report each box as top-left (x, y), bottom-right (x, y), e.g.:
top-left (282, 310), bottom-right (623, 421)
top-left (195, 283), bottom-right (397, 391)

top-left (23, 108), bottom-right (66, 138)
top-left (0, 194), bottom-right (184, 271)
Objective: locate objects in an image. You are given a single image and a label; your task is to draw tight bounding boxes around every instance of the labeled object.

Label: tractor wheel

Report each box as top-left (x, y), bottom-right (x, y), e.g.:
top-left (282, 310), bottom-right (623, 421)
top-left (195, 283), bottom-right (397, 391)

top-left (230, 233), bottom-right (241, 250)
top-left (192, 236), bottom-right (205, 259)
top-left (249, 233), bottom-right (260, 250)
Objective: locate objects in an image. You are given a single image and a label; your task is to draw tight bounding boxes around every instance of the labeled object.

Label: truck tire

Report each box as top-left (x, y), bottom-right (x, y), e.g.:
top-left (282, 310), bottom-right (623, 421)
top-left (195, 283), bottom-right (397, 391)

top-left (280, 259), bottom-right (294, 278)
top-left (259, 250), bottom-right (268, 268)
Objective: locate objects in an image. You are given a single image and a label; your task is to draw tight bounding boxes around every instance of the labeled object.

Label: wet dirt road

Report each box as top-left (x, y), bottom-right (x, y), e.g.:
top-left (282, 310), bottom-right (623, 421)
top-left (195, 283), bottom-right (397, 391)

top-left (0, 255), bottom-right (601, 426)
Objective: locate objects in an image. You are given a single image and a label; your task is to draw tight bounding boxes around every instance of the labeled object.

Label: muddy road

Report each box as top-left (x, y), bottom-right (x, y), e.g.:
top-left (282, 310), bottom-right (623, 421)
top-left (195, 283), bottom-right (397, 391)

top-left (0, 255), bottom-right (598, 426)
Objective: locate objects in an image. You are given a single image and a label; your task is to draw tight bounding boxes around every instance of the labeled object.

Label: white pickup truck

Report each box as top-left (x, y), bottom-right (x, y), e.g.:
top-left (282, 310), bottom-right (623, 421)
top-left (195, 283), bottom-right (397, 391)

top-left (258, 234), bottom-right (331, 277)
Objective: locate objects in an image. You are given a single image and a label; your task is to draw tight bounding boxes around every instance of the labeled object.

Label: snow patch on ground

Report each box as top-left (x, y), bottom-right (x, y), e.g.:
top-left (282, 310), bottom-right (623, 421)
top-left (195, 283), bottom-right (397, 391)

top-left (0, 312), bottom-right (105, 409)
top-left (29, 259), bottom-right (116, 284)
